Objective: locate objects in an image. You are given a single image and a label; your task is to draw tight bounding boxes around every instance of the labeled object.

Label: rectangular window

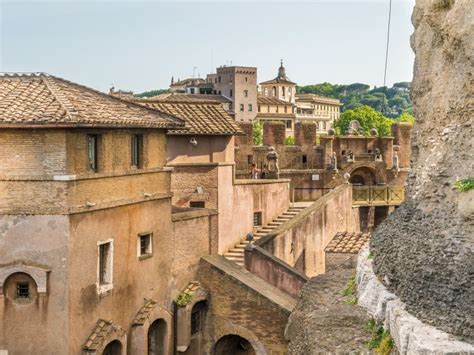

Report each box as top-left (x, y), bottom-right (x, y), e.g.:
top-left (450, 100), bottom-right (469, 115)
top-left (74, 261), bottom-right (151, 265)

top-left (258, 105), bottom-right (261, 112)
top-left (230, 89), bottom-right (233, 97)
top-left (138, 233), bottom-right (153, 258)
top-left (190, 201), bottom-right (205, 208)
top-left (286, 120), bottom-right (292, 129)
top-left (253, 211), bottom-right (262, 226)
top-left (244, 90), bottom-right (248, 97)
top-left (98, 240), bottom-right (113, 292)
top-left (87, 134), bottom-right (100, 172)
top-left (248, 104), bottom-right (253, 112)
top-left (302, 155), bottom-right (308, 164)
top-left (247, 155), bottom-right (253, 164)
top-left (16, 282), bottom-right (29, 298)
top-left (240, 104), bottom-right (244, 112)
top-left (131, 134), bottom-right (143, 168)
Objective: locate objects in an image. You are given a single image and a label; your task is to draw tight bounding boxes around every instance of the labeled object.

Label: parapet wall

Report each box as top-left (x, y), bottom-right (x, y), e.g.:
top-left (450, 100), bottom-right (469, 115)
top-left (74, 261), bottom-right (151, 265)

top-left (255, 184), bottom-right (358, 277)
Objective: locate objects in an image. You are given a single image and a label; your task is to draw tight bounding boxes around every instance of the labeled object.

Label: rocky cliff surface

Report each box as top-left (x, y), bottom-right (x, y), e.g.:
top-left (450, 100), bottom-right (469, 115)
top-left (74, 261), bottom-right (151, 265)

top-left (370, 0), bottom-right (474, 342)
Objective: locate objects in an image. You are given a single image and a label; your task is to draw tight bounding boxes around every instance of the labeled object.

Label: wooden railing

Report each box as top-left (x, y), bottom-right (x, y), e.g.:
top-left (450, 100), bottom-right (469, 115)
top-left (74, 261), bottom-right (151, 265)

top-left (352, 186), bottom-right (405, 206)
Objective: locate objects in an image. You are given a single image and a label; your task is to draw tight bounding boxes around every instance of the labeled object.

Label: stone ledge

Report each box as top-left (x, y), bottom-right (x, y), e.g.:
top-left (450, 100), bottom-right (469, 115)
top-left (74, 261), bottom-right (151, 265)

top-left (356, 245), bottom-right (474, 354)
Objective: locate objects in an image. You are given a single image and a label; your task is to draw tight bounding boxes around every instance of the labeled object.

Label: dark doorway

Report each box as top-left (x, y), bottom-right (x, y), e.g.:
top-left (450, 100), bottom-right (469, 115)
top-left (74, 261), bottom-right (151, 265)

top-left (148, 319), bottom-right (167, 355)
top-left (350, 174), bottom-right (365, 186)
top-left (214, 335), bottom-right (255, 355)
top-left (103, 340), bottom-right (122, 355)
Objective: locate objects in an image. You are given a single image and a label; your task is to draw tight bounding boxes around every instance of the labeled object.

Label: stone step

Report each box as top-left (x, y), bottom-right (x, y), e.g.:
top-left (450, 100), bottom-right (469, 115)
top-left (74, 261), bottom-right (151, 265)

top-left (268, 222), bottom-right (283, 226)
top-left (225, 256), bottom-right (244, 262)
top-left (224, 252), bottom-right (243, 257)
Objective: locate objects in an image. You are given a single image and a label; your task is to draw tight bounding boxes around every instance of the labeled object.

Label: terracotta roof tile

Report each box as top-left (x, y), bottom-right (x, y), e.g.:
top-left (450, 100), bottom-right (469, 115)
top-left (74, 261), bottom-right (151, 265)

top-left (325, 231), bottom-right (371, 254)
top-left (83, 319), bottom-right (118, 351)
top-left (150, 93), bottom-right (231, 104)
top-left (0, 73), bottom-right (185, 129)
top-left (137, 99), bottom-right (243, 136)
top-left (132, 299), bottom-right (158, 325)
top-left (260, 78), bottom-right (297, 85)
top-left (257, 96), bottom-right (294, 106)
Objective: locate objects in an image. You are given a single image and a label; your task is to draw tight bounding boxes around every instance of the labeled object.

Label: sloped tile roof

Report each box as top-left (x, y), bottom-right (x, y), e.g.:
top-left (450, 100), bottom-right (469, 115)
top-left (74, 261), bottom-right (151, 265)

top-left (150, 93), bottom-right (231, 104)
top-left (132, 299), bottom-right (157, 325)
top-left (138, 99), bottom-right (243, 136)
top-left (0, 73), bottom-right (185, 129)
top-left (325, 232), bottom-right (370, 254)
top-left (82, 319), bottom-right (123, 351)
top-left (259, 77), bottom-right (297, 86)
top-left (257, 95), bottom-right (294, 106)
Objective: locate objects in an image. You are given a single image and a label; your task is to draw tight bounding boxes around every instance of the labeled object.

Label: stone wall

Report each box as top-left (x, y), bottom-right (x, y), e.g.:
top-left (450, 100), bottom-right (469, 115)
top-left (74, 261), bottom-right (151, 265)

top-left (198, 255), bottom-right (296, 354)
top-left (370, 0), bottom-right (474, 343)
top-left (256, 184), bottom-right (358, 277)
top-left (244, 245), bottom-right (309, 298)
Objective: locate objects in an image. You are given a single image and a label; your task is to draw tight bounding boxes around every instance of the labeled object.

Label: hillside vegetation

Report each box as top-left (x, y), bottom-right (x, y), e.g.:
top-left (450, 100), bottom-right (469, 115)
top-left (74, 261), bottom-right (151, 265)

top-left (297, 82), bottom-right (412, 118)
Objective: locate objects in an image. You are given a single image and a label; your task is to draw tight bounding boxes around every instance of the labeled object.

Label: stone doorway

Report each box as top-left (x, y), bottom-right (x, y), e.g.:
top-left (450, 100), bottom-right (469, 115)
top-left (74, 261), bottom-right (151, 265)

top-left (214, 335), bottom-right (255, 355)
top-left (147, 319), bottom-right (167, 355)
top-left (349, 167), bottom-right (376, 186)
top-left (102, 340), bottom-right (122, 355)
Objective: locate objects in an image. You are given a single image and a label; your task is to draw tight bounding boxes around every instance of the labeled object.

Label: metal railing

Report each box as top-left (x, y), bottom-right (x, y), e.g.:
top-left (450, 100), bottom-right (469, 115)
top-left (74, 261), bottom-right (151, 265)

top-left (352, 186), bottom-right (405, 206)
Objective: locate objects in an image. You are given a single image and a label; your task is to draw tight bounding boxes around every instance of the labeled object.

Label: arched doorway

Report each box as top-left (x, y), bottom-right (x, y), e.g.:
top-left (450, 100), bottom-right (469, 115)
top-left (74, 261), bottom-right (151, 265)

top-left (147, 319), bottom-right (166, 355)
top-left (103, 340), bottom-right (122, 355)
top-left (349, 167), bottom-right (376, 186)
top-left (214, 335), bottom-right (255, 355)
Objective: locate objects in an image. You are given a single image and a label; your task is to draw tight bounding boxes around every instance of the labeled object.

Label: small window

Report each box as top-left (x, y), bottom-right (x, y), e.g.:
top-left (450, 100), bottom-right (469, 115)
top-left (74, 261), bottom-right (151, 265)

top-left (282, 87), bottom-right (286, 97)
top-left (138, 233), bottom-right (153, 258)
top-left (244, 90), bottom-right (248, 97)
top-left (230, 89), bottom-right (233, 97)
top-left (248, 104), bottom-right (253, 112)
top-left (286, 120), bottom-right (292, 129)
top-left (258, 105), bottom-right (261, 112)
top-left (284, 106), bottom-right (288, 113)
top-left (245, 77), bottom-right (248, 82)
top-left (247, 155), bottom-right (253, 164)
top-left (190, 88), bottom-right (195, 94)
top-left (218, 76), bottom-right (221, 83)
top-left (131, 134), bottom-right (143, 168)
top-left (87, 134), bottom-right (100, 172)
top-left (190, 201), bottom-right (205, 208)
top-left (323, 122), bottom-right (327, 129)
top-left (272, 87), bottom-right (276, 96)
top-left (16, 282), bottom-right (29, 298)
top-left (302, 155), bottom-right (308, 164)
top-left (240, 104), bottom-right (244, 112)
top-left (98, 240), bottom-right (113, 292)
top-left (253, 211), bottom-right (262, 226)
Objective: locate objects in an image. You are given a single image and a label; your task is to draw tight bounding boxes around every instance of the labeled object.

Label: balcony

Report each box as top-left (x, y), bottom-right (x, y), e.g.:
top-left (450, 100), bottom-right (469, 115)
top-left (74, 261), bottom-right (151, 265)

top-left (352, 186), bottom-right (405, 206)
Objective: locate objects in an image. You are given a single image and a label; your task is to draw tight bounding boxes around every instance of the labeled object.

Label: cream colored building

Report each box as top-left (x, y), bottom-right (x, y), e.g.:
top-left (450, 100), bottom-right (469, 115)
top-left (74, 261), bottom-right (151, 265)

top-left (257, 95), bottom-right (296, 137)
top-left (295, 93), bottom-right (341, 134)
top-left (259, 61), bottom-right (296, 104)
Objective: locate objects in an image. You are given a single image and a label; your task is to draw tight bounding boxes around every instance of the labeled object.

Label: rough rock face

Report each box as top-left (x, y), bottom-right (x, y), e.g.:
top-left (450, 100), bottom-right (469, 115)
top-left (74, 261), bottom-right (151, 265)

top-left (370, 0), bottom-right (474, 343)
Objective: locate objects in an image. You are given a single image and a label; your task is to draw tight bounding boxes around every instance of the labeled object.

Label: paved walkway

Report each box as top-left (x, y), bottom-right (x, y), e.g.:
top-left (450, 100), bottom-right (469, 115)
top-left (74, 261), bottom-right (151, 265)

top-left (286, 258), bottom-right (373, 354)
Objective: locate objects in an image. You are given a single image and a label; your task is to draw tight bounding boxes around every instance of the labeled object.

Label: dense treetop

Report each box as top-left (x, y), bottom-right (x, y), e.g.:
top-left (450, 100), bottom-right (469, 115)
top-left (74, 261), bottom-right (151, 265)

top-left (297, 82), bottom-right (412, 118)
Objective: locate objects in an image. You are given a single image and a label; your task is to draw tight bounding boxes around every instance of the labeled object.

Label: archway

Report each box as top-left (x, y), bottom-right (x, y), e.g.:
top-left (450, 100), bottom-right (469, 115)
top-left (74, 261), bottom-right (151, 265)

top-left (349, 167), bottom-right (376, 186)
top-left (214, 335), bottom-right (255, 355)
top-left (147, 319), bottom-right (166, 355)
top-left (103, 340), bottom-right (122, 355)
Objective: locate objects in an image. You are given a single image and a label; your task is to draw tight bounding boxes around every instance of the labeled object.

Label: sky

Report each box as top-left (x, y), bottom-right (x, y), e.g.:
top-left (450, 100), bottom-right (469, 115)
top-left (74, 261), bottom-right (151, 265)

top-left (0, 0), bottom-right (416, 93)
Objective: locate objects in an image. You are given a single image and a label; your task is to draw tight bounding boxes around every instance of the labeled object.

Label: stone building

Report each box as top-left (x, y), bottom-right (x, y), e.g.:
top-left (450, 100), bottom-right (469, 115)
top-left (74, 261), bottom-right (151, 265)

top-left (0, 73), bottom-right (190, 354)
top-left (208, 66), bottom-right (258, 122)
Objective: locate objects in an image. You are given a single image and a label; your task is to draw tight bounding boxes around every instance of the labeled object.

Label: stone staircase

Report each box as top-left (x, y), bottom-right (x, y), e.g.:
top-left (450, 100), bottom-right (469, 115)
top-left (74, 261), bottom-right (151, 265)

top-left (223, 204), bottom-right (309, 266)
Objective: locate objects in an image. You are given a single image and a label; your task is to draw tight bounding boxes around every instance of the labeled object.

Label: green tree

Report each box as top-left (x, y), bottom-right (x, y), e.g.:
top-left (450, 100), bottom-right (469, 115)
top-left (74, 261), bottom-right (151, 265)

top-left (333, 106), bottom-right (392, 136)
top-left (253, 120), bottom-right (263, 146)
top-left (135, 89), bottom-right (170, 98)
top-left (284, 136), bottom-right (295, 145)
top-left (395, 112), bottom-right (414, 124)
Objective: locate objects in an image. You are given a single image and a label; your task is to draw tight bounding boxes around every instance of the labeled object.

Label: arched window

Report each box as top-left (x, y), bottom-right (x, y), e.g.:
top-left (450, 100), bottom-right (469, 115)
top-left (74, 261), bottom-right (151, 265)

top-left (282, 87), bottom-right (286, 97)
top-left (272, 87), bottom-right (276, 96)
top-left (3, 272), bottom-right (38, 304)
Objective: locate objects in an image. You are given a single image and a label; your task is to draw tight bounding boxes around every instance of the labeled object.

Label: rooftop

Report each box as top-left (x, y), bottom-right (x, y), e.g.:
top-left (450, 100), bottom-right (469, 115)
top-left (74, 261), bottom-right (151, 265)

top-left (296, 93), bottom-right (341, 105)
top-left (259, 77), bottom-right (297, 86)
top-left (136, 98), bottom-right (243, 136)
top-left (0, 73), bottom-right (185, 129)
top-left (257, 95), bottom-right (294, 106)
top-left (325, 231), bottom-right (370, 254)
top-left (149, 93), bottom-right (231, 104)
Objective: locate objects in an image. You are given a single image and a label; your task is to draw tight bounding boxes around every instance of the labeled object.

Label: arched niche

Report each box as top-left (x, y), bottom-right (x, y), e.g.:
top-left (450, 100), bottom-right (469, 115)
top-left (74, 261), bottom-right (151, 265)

top-left (0, 262), bottom-right (50, 296)
top-left (130, 299), bottom-right (172, 355)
